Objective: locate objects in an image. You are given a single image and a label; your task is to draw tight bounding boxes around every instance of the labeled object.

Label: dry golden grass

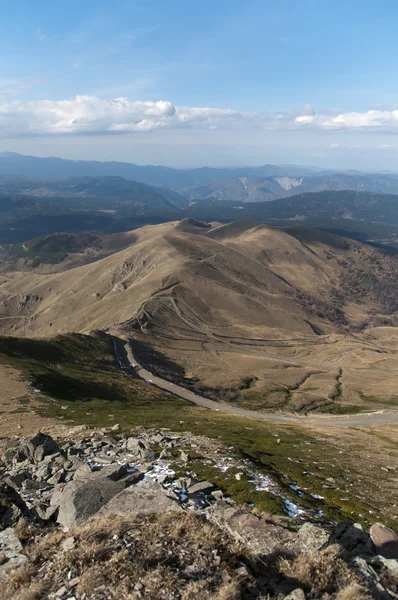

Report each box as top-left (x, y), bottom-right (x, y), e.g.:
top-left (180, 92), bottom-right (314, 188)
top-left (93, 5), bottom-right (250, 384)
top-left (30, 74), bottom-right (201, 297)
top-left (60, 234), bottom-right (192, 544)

top-left (335, 583), bottom-right (371, 600)
top-left (1, 512), bottom-right (248, 600)
top-left (279, 545), bottom-right (363, 597)
top-left (0, 566), bottom-right (42, 600)
top-left (13, 518), bottom-right (39, 543)
top-left (0, 511), bottom-right (380, 599)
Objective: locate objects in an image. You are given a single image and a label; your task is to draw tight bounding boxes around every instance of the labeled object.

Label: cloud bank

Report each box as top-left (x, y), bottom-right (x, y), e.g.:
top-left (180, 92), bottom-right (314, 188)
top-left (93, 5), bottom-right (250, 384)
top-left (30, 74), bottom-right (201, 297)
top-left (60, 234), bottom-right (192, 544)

top-left (1, 95), bottom-right (398, 137)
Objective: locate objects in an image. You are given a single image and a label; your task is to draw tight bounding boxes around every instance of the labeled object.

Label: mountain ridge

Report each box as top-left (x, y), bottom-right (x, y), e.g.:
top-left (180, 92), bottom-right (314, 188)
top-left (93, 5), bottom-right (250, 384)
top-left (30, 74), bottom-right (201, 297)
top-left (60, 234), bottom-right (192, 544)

top-left (0, 151), bottom-right (347, 188)
top-left (185, 173), bottom-right (398, 203)
top-left (2, 219), bottom-right (398, 414)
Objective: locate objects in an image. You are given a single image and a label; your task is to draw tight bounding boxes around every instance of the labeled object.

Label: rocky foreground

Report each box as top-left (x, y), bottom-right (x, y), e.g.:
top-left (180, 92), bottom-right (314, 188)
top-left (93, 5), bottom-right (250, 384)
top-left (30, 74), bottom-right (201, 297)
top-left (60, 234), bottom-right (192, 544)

top-left (0, 428), bottom-right (398, 599)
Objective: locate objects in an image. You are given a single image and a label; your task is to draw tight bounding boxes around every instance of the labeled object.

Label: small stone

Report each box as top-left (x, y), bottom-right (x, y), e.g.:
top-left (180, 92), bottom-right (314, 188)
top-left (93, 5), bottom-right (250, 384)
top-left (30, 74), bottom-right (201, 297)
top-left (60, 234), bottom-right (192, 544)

top-left (61, 537), bottom-right (75, 552)
top-left (35, 504), bottom-right (58, 522)
top-left (184, 564), bottom-right (196, 575)
top-left (139, 448), bottom-right (156, 462)
top-left (135, 582), bottom-right (144, 591)
top-left (35, 463), bottom-right (51, 481)
top-left (0, 528), bottom-right (29, 580)
top-left (211, 490), bottom-right (224, 500)
top-left (111, 423), bottom-right (121, 432)
top-left (188, 481), bottom-right (214, 495)
top-left (127, 437), bottom-right (146, 453)
top-left (22, 479), bottom-right (42, 492)
top-left (4, 472), bottom-right (30, 490)
top-left (285, 590), bottom-right (305, 600)
top-left (159, 449), bottom-right (171, 459)
top-left (73, 463), bottom-right (92, 480)
top-left (47, 470), bottom-right (65, 486)
top-left (180, 451), bottom-right (189, 463)
top-left (175, 478), bottom-right (192, 489)
top-left (235, 564), bottom-right (249, 577)
top-left (55, 585), bottom-right (67, 597)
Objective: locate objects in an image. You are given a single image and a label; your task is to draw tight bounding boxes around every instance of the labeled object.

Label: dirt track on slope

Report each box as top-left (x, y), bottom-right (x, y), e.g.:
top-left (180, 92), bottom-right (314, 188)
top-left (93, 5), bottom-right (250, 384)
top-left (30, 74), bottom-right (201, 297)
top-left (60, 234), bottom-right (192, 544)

top-left (111, 336), bottom-right (398, 427)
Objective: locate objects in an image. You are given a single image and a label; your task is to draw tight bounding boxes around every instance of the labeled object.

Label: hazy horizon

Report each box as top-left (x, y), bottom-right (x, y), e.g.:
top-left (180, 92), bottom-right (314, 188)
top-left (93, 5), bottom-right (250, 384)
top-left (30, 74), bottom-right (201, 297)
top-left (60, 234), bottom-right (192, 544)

top-left (1, 147), bottom-right (397, 174)
top-left (2, 1), bottom-right (398, 170)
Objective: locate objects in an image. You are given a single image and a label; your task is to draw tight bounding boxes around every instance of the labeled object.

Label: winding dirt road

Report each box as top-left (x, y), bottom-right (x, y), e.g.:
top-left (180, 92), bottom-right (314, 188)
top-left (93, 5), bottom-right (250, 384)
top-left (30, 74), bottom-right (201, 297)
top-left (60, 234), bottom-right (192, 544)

top-left (111, 336), bottom-right (398, 427)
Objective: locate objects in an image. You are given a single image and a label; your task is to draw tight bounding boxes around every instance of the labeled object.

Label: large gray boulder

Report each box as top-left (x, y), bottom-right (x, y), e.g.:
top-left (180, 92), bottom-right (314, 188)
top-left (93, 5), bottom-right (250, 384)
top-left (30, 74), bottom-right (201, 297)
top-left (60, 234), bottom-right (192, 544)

top-left (50, 464), bottom-right (143, 528)
top-left (329, 522), bottom-right (375, 559)
top-left (96, 480), bottom-right (180, 518)
top-left (206, 501), bottom-right (298, 556)
top-left (370, 523), bottom-right (398, 559)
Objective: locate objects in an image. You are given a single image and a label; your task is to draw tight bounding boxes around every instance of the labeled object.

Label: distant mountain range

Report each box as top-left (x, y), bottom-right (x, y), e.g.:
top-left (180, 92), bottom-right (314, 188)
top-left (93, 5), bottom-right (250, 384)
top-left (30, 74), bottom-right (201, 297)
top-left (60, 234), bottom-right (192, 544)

top-left (184, 173), bottom-right (398, 203)
top-left (0, 152), bottom-right (337, 189)
top-left (3, 152), bottom-right (398, 204)
top-left (1, 153), bottom-right (398, 247)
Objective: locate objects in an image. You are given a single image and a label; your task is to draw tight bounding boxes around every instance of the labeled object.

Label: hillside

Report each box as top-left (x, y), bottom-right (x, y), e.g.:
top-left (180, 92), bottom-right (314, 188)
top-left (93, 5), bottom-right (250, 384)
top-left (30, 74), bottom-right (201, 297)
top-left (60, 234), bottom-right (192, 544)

top-left (1, 220), bottom-right (398, 414)
top-left (0, 175), bottom-right (188, 209)
top-left (184, 194), bottom-right (398, 240)
top-left (184, 173), bottom-right (398, 203)
top-left (1, 229), bottom-right (143, 273)
top-left (0, 176), bottom-right (188, 244)
top-left (250, 190), bottom-right (398, 225)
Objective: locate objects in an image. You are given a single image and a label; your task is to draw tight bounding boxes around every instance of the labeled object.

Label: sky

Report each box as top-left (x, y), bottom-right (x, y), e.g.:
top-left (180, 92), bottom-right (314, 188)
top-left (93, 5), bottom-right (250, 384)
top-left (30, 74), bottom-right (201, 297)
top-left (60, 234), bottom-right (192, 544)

top-left (1, 0), bottom-right (398, 169)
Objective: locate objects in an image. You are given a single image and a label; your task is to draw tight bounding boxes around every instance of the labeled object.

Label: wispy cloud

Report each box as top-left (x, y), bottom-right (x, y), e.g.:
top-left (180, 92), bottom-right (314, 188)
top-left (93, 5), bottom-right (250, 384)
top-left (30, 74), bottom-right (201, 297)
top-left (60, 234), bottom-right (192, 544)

top-left (2, 96), bottom-right (398, 137)
top-left (378, 144), bottom-right (398, 150)
top-left (0, 79), bottom-right (41, 99)
top-left (36, 27), bottom-right (46, 41)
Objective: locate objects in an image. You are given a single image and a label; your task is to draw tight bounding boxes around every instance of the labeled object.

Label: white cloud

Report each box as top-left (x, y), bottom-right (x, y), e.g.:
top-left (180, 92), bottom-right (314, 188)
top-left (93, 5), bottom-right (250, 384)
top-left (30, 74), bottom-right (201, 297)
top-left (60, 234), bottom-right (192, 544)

top-left (3, 95), bottom-right (398, 137)
top-left (329, 142), bottom-right (340, 148)
top-left (295, 115), bottom-right (315, 124)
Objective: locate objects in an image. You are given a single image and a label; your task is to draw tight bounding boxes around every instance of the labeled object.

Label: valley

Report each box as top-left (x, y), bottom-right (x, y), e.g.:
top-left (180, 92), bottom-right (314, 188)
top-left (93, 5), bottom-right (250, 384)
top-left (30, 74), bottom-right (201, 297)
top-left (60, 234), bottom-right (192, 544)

top-left (1, 219), bottom-right (398, 415)
top-left (1, 205), bottom-right (398, 598)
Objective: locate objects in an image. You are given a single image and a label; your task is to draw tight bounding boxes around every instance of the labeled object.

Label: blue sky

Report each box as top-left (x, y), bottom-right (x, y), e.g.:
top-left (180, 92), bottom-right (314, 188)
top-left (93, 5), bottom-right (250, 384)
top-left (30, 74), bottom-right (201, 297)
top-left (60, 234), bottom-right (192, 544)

top-left (1, 0), bottom-right (398, 168)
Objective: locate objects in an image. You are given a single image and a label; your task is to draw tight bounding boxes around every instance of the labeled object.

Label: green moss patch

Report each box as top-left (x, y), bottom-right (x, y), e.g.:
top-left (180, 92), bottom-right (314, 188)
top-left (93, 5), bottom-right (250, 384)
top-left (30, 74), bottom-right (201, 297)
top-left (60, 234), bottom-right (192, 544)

top-left (0, 332), bottom-right (394, 527)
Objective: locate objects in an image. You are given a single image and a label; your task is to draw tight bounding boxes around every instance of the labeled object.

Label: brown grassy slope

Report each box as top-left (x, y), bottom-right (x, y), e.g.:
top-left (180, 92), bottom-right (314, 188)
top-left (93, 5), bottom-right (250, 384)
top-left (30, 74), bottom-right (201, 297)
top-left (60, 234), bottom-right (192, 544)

top-left (0, 221), bottom-right (328, 338)
top-left (1, 220), bottom-right (398, 411)
top-left (0, 512), bottom-right (372, 600)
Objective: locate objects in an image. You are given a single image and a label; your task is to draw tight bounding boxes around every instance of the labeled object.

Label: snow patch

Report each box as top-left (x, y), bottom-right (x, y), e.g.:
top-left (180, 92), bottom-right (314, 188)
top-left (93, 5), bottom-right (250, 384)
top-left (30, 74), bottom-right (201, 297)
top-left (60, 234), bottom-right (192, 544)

top-left (284, 499), bottom-right (306, 518)
top-left (274, 176), bottom-right (303, 190)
